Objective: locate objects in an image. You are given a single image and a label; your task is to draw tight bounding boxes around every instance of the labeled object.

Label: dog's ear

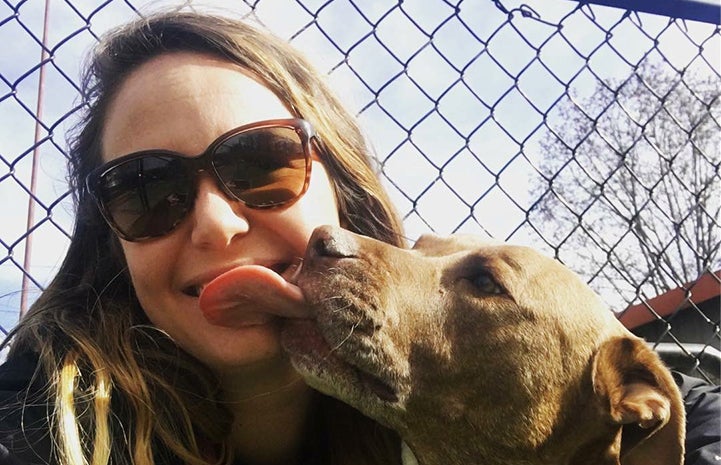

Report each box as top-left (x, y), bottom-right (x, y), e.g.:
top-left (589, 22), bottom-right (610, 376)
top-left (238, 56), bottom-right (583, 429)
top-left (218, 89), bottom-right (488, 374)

top-left (591, 336), bottom-right (685, 465)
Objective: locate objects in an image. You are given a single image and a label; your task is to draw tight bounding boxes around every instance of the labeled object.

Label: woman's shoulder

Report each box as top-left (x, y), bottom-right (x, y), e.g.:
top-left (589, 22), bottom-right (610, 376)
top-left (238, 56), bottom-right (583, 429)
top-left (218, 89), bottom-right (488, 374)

top-left (0, 351), bottom-right (54, 465)
top-left (674, 371), bottom-right (721, 465)
top-left (0, 351), bottom-right (41, 392)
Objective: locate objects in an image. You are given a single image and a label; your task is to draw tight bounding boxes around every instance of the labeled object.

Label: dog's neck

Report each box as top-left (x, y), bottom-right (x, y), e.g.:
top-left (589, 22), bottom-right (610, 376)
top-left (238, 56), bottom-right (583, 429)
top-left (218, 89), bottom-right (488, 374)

top-left (395, 370), bottom-right (608, 465)
top-left (398, 346), bottom-right (685, 465)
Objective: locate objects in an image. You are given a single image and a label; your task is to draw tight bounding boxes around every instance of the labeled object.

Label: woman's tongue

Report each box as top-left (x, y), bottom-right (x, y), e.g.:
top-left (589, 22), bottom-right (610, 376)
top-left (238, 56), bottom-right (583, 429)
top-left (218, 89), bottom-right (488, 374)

top-left (198, 265), bottom-right (308, 327)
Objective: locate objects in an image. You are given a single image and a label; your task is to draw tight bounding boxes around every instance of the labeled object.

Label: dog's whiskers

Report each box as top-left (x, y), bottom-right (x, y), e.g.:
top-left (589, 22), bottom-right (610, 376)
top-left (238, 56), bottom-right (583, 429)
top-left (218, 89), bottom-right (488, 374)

top-left (327, 318), bottom-right (363, 355)
top-left (218, 375), bottom-right (306, 404)
top-left (320, 295), bottom-right (345, 304)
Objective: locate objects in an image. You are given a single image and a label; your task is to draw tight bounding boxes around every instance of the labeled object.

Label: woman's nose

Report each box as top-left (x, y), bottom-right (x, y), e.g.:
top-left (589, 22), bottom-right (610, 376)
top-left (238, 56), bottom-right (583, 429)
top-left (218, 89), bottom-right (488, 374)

top-left (189, 176), bottom-right (250, 248)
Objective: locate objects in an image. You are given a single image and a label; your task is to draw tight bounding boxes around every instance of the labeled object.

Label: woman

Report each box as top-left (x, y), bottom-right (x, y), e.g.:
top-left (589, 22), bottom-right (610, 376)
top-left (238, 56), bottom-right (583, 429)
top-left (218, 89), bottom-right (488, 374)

top-left (0, 11), bottom-right (403, 465)
top-left (0, 10), bottom-right (718, 465)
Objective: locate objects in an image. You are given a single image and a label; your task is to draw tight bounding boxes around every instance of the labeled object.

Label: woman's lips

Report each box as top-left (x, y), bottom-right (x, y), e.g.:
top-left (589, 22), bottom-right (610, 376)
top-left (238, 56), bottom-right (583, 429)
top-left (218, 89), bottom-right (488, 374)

top-left (198, 263), bottom-right (309, 327)
top-left (182, 285), bottom-right (204, 298)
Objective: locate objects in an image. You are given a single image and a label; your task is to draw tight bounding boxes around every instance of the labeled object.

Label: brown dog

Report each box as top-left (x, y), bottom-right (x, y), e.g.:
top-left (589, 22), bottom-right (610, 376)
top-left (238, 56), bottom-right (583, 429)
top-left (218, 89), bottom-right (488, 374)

top-left (282, 226), bottom-right (685, 465)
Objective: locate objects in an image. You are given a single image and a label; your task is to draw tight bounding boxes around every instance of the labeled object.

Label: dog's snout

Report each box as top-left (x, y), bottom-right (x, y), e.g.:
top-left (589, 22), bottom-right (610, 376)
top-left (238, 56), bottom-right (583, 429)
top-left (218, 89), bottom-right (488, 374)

top-left (309, 225), bottom-right (359, 258)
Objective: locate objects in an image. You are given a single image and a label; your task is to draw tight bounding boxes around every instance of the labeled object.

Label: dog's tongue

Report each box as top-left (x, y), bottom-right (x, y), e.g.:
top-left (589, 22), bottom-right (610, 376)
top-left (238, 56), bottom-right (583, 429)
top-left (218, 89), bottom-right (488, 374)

top-left (199, 265), bottom-right (308, 327)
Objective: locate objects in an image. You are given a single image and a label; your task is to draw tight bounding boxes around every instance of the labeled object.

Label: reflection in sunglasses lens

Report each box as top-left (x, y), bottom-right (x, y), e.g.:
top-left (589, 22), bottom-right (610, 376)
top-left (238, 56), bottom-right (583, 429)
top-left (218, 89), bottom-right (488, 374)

top-left (104, 157), bottom-right (193, 238)
top-left (214, 127), bottom-right (306, 207)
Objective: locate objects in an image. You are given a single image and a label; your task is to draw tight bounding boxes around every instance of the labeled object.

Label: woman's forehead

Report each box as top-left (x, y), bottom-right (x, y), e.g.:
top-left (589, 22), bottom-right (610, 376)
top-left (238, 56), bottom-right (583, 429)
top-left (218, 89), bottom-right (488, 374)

top-left (101, 52), bottom-right (294, 162)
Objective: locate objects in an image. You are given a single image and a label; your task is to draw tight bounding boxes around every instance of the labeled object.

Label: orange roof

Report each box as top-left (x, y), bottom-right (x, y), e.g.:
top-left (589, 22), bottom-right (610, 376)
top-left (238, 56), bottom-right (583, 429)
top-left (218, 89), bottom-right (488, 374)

top-left (618, 270), bottom-right (721, 330)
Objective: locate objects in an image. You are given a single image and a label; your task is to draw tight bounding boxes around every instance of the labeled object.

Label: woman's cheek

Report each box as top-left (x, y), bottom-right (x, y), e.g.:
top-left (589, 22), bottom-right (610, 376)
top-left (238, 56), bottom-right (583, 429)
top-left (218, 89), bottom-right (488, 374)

top-left (121, 242), bottom-right (173, 316)
top-left (298, 162), bottom-right (342, 230)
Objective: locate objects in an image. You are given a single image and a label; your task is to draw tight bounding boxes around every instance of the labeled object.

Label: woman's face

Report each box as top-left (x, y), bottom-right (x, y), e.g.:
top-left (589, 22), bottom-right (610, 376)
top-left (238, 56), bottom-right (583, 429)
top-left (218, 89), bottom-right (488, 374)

top-left (101, 52), bottom-right (341, 376)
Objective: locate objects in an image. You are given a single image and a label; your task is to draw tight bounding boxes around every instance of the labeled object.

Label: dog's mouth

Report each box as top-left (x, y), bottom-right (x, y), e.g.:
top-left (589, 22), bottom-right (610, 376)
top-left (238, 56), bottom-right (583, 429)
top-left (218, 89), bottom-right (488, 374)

top-left (282, 319), bottom-right (400, 405)
top-left (357, 371), bottom-right (399, 403)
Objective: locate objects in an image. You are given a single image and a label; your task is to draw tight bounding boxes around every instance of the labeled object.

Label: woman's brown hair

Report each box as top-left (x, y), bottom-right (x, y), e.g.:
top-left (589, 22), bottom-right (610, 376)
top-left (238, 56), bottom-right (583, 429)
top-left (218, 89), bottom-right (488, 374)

top-left (3, 10), bottom-right (404, 465)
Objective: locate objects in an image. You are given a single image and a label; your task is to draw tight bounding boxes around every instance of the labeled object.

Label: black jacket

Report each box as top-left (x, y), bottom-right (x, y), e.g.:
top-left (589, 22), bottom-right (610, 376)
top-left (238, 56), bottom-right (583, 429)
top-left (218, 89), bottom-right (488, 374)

top-left (0, 351), bottom-right (719, 464)
top-left (676, 371), bottom-right (721, 465)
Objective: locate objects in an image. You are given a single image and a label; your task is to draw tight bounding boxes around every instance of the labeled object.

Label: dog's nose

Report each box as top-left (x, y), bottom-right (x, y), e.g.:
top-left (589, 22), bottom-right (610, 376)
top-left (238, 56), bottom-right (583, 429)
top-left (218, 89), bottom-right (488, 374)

top-left (309, 225), bottom-right (358, 258)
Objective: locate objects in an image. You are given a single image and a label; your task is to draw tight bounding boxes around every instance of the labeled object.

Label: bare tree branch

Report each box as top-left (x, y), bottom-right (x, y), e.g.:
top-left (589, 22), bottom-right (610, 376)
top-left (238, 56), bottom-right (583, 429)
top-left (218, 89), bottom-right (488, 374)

top-left (530, 58), bottom-right (721, 307)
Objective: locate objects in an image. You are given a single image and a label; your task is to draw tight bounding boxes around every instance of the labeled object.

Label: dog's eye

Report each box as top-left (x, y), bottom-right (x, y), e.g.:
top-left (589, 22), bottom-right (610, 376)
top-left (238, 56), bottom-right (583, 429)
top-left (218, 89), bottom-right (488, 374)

top-left (469, 272), bottom-right (504, 295)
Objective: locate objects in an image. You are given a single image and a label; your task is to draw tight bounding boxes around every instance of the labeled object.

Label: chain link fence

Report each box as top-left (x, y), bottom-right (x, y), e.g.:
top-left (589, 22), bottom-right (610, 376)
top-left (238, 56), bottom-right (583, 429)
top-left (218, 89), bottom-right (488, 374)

top-left (1, 0), bottom-right (719, 381)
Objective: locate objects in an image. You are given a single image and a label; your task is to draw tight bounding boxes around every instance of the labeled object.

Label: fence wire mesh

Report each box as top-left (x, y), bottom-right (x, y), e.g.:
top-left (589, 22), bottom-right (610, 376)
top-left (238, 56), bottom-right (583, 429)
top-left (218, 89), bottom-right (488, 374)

top-left (1, 0), bottom-right (719, 382)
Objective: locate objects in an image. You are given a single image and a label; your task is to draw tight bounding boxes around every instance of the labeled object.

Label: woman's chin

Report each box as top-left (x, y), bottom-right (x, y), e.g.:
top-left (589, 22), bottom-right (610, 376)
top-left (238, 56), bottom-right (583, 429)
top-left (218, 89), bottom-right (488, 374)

top-left (183, 319), bottom-right (289, 374)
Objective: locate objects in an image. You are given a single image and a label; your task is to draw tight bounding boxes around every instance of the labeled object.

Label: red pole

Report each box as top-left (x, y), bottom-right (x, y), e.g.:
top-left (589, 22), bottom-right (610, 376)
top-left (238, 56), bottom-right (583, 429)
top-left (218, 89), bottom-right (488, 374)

top-left (20, 0), bottom-right (52, 318)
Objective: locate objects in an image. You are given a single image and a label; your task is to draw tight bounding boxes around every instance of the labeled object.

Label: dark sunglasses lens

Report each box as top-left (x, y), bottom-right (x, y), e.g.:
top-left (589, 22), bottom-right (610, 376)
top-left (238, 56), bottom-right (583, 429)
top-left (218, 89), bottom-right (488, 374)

top-left (97, 157), bottom-right (193, 239)
top-left (212, 127), bottom-right (308, 207)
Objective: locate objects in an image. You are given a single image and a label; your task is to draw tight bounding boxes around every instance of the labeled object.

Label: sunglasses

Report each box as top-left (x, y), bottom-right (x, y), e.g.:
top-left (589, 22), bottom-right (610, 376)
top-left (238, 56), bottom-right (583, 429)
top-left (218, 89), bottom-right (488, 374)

top-left (86, 118), bottom-right (315, 242)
